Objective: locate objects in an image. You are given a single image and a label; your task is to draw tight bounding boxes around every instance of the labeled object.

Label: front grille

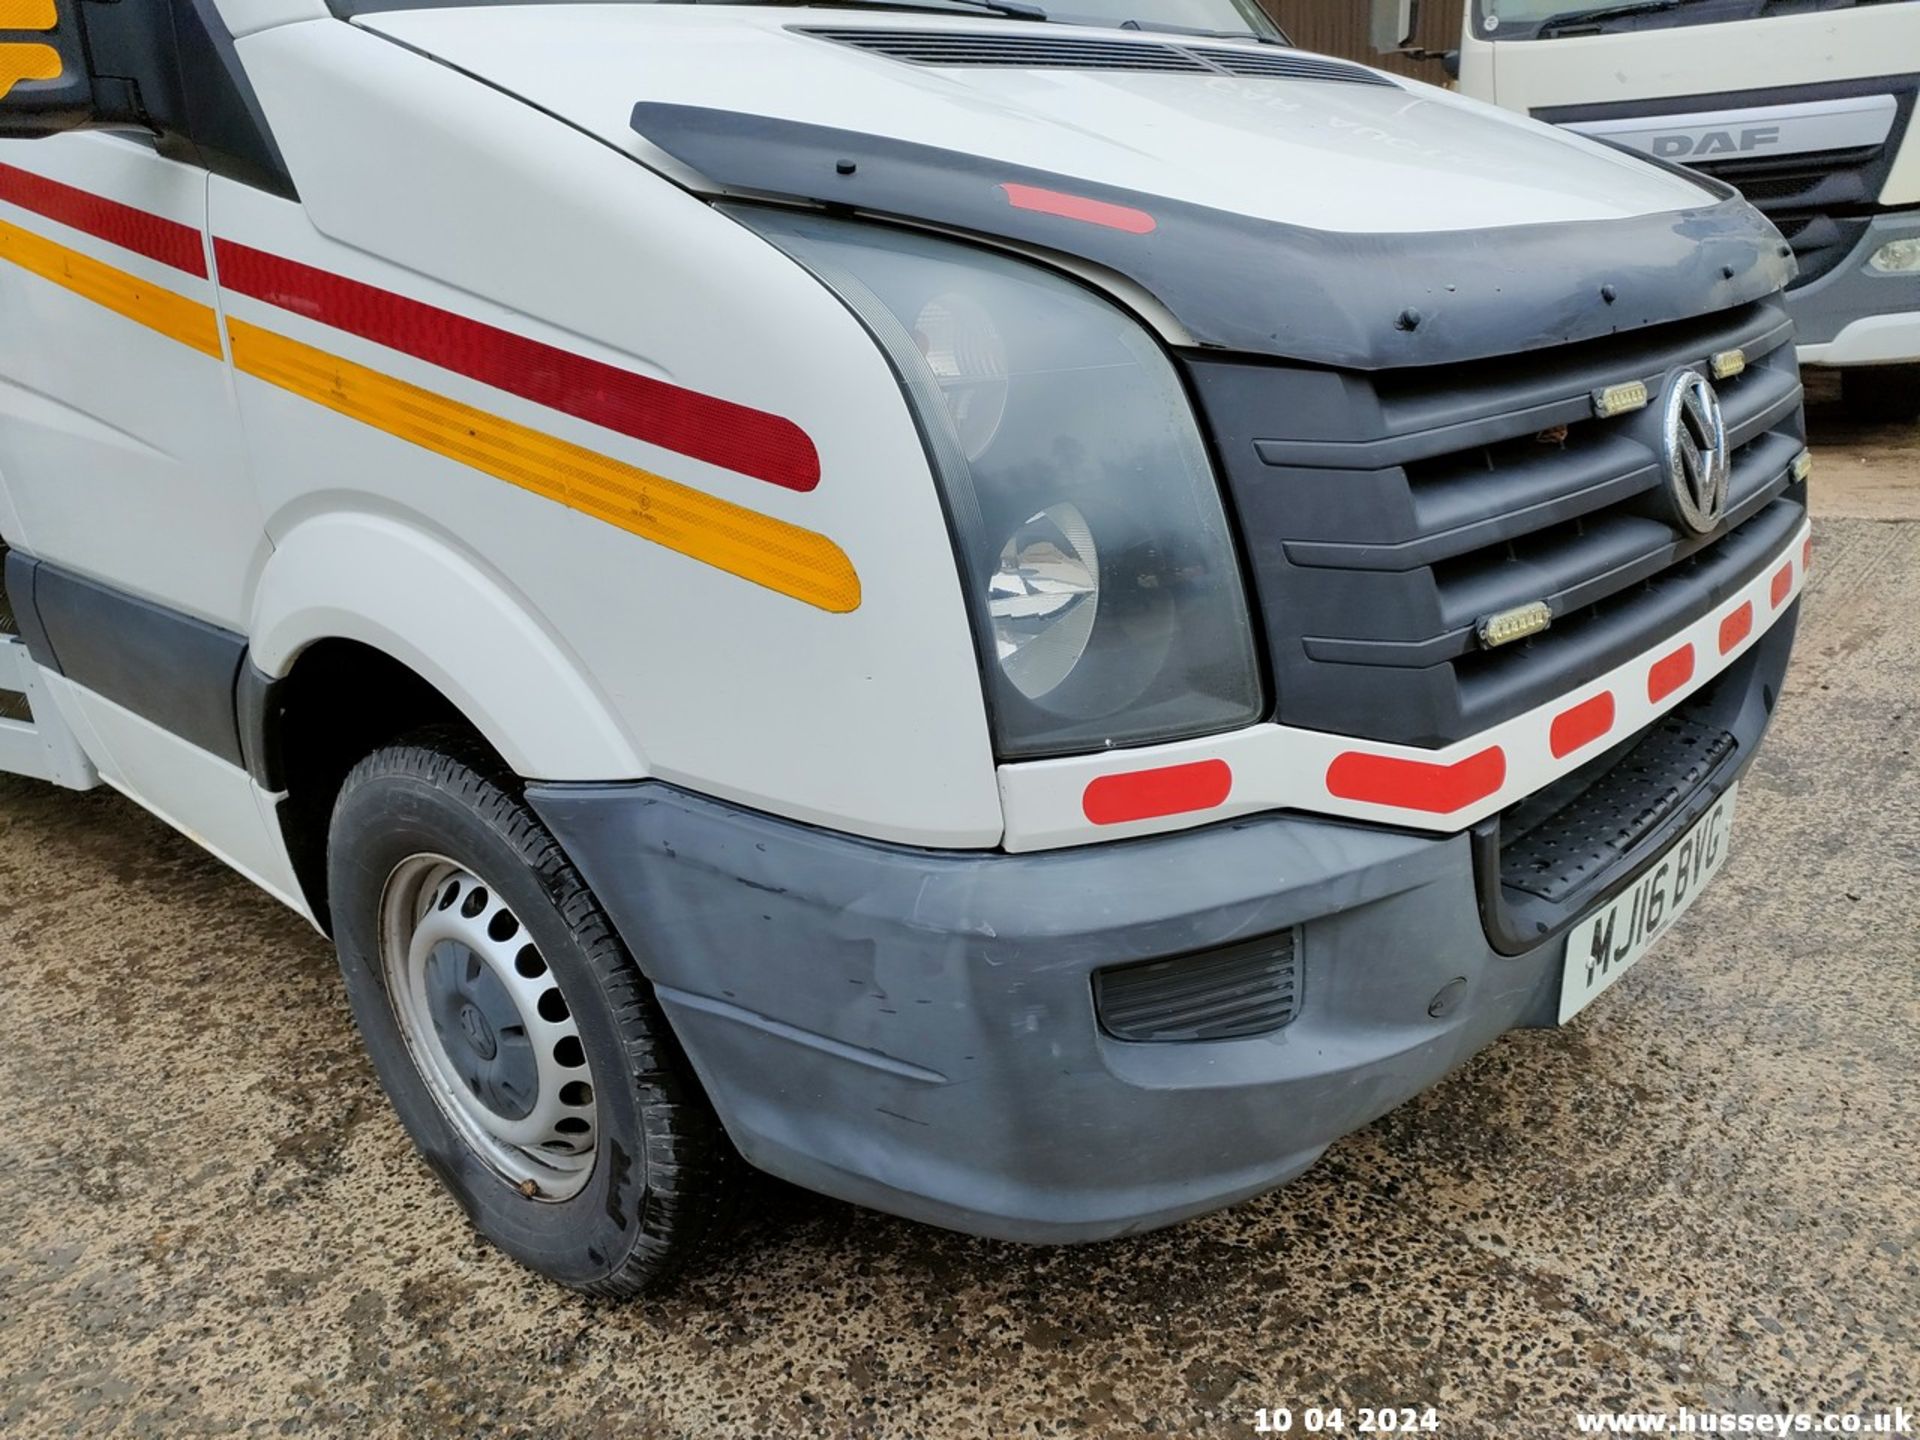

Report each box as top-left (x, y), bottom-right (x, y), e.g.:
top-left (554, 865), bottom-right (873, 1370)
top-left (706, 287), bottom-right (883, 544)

top-left (1189, 298), bottom-right (1808, 748)
top-left (1094, 931), bottom-right (1301, 1042)
top-left (1691, 147), bottom-right (1891, 286)
top-left (797, 28), bottom-right (1395, 86)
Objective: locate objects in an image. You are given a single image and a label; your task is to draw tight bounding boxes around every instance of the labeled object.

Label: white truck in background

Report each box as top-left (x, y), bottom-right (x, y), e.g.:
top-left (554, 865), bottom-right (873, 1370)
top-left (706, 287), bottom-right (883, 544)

top-left (1377, 0), bottom-right (1920, 420)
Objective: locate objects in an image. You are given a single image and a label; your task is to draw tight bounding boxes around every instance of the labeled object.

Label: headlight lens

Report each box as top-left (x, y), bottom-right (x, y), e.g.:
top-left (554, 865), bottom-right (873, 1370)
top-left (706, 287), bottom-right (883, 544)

top-left (742, 208), bottom-right (1262, 759)
top-left (914, 292), bottom-right (1009, 460)
top-left (992, 502), bottom-right (1102, 701)
top-left (1869, 236), bottom-right (1920, 275)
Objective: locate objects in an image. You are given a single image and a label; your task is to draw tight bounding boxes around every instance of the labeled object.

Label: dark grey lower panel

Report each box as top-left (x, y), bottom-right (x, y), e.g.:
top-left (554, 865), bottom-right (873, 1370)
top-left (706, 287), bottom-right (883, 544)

top-left (529, 780), bottom-right (1575, 1242)
top-left (2, 551), bottom-right (247, 766)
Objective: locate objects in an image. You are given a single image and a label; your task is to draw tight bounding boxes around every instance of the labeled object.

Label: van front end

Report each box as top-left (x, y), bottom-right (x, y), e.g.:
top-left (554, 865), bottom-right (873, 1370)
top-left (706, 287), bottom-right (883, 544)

top-left (478, 15), bottom-right (1810, 1241)
top-left (524, 272), bottom-right (1808, 1241)
top-left (0, 0), bottom-right (1815, 1281)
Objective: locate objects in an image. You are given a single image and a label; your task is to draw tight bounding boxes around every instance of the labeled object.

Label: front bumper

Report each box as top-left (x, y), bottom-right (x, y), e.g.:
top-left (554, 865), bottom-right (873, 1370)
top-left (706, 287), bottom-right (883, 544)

top-left (528, 613), bottom-right (1796, 1245)
top-left (1791, 210), bottom-right (1920, 365)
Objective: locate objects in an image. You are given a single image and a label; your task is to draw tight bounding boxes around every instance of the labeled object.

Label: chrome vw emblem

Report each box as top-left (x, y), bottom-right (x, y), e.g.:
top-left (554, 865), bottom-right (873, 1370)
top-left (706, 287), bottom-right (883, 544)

top-left (1661, 371), bottom-right (1730, 534)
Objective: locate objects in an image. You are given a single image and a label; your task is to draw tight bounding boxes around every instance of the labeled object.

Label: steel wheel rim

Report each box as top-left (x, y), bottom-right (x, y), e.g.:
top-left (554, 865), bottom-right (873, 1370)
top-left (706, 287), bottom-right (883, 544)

top-left (379, 854), bottom-right (599, 1202)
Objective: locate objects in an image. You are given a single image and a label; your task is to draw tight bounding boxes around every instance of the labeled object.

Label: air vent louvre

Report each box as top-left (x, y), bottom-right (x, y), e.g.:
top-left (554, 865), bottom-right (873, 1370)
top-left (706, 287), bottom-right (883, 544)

top-left (798, 28), bottom-right (1397, 87)
top-left (802, 27), bottom-right (1211, 72)
top-left (1202, 50), bottom-right (1397, 85)
top-left (1094, 931), bottom-right (1301, 1043)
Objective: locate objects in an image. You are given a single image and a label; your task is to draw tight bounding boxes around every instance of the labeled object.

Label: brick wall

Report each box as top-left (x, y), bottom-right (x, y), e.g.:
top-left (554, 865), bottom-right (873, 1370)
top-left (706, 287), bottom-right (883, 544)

top-left (1257, 0), bottom-right (1465, 87)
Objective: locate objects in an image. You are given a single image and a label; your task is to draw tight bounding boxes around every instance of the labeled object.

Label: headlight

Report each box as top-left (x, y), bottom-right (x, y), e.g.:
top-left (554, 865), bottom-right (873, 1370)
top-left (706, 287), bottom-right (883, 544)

top-left (1869, 237), bottom-right (1920, 275)
top-left (739, 208), bottom-right (1262, 759)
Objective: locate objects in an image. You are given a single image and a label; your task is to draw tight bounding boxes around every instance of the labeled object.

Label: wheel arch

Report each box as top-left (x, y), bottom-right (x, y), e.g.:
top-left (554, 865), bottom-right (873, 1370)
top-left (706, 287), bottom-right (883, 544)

top-left (249, 511), bottom-right (646, 783)
top-left (245, 512), bottom-right (649, 930)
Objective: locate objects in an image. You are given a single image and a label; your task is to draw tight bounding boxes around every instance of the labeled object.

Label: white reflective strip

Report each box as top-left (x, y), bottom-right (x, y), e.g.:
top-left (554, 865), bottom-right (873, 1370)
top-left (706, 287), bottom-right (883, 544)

top-left (1565, 94), bottom-right (1897, 163)
top-left (997, 521), bottom-right (1810, 853)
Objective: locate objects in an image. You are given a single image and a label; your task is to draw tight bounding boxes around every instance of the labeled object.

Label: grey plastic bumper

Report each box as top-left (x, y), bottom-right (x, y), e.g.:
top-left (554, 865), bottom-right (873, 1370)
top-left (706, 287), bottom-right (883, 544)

top-left (528, 780), bottom-right (1587, 1243)
top-left (1790, 209), bottom-right (1920, 360)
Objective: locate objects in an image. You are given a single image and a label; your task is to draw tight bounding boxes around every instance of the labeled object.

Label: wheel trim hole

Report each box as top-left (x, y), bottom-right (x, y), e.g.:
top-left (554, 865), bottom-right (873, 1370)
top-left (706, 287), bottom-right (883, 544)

top-left (513, 945), bottom-right (547, 979)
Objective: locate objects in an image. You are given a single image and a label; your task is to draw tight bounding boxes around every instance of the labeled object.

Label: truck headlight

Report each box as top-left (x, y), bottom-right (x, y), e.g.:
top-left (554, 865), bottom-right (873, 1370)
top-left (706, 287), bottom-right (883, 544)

top-left (1869, 237), bottom-right (1920, 274)
top-left (739, 208), bottom-right (1262, 759)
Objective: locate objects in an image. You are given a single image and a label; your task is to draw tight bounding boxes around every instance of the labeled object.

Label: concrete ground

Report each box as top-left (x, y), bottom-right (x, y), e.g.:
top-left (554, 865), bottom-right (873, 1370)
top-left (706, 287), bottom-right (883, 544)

top-left (1, 382), bottom-right (1915, 1440)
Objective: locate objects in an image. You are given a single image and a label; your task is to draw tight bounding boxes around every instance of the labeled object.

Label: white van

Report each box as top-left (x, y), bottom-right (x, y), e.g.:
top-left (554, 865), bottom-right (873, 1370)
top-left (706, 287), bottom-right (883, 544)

top-left (0, 0), bottom-right (1810, 1293)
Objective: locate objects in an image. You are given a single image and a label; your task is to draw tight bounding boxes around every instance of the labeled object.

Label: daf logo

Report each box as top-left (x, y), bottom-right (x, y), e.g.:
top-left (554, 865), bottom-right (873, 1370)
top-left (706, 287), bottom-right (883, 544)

top-left (1651, 125), bottom-right (1781, 159)
top-left (1661, 371), bottom-right (1730, 535)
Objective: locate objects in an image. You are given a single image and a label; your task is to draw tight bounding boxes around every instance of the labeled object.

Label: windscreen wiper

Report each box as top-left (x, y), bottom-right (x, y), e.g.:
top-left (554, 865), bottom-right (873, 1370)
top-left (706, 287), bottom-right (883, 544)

top-left (1115, 18), bottom-right (1286, 44)
top-left (1529, 0), bottom-right (1713, 35)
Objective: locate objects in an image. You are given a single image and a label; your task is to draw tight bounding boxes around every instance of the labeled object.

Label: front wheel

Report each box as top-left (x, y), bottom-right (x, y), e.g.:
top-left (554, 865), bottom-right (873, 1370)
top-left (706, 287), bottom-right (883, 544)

top-left (1840, 364), bottom-right (1920, 424)
top-left (328, 732), bottom-right (742, 1295)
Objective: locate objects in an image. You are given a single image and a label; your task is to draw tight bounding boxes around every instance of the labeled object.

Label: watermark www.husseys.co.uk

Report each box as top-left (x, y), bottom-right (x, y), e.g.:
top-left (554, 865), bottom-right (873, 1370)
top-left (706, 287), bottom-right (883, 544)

top-left (1574, 1408), bottom-right (1913, 1435)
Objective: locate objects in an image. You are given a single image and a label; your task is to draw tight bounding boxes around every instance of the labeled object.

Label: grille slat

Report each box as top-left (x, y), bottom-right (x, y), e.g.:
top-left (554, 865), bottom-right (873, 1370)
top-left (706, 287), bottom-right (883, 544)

top-left (1193, 297), bottom-right (1809, 747)
top-left (796, 27), bottom-right (1395, 86)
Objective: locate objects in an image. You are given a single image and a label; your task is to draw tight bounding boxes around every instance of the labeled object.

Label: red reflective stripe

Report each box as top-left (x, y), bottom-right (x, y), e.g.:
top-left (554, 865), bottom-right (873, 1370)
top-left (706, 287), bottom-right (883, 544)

top-left (212, 240), bottom-right (821, 493)
top-left (1550, 692), bottom-right (1615, 759)
top-left (0, 162), bottom-right (206, 277)
top-left (1718, 601), bottom-right (1755, 655)
top-left (1083, 759), bottom-right (1232, 825)
top-left (1324, 746), bottom-right (1506, 815)
top-left (1648, 643), bottom-right (1696, 703)
top-left (1770, 561), bottom-right (1794, 608)
top-left (1000, 183), bottom-right (1158, 235)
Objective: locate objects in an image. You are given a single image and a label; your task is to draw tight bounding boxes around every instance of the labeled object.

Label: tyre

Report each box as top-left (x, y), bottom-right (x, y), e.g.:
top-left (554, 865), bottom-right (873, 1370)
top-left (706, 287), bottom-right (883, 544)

top-left (1839, 364), bottom-right (1920, 424)
top-left (327, 730), bottom-right (742, 1295)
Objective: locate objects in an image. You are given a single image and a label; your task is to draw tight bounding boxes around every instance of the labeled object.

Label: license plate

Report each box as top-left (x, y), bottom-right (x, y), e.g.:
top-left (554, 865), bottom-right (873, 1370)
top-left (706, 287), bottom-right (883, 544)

top-left (1559, 785), bottom-right (1738, 1023)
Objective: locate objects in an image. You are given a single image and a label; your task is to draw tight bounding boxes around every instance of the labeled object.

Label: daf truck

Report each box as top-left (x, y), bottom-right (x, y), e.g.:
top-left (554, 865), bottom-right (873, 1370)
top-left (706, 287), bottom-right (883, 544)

top-left (1431, 0), bottom-right (1920, 419)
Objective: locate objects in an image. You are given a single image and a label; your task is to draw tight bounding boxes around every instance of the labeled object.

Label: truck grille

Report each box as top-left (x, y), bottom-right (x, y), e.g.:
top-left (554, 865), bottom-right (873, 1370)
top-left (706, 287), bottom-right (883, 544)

top-left (1187, 298), bottom-right (1807, 748)
top-left (1690, 147), bottom-right (1889, 286)
top-left (1541, 78), bottom-right (1918, 290)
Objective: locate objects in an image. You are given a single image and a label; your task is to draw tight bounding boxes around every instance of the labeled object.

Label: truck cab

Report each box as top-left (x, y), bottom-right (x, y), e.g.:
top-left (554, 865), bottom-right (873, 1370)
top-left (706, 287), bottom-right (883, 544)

top-left (1449, 0), bottom-right (1920, 420)
top-left (0, 0), bottom-right (1809, 1293)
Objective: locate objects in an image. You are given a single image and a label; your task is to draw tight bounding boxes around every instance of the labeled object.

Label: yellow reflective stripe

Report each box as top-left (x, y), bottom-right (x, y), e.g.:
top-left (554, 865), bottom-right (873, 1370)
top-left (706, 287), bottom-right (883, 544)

top-left (0, 41), bottom-right (59, 97)
top-left (0, 215), bottom-right (221, 355)
top-left (0, 0), bottom-right (59, 31)
top-left (227, 319), bottom-right (862, 614)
